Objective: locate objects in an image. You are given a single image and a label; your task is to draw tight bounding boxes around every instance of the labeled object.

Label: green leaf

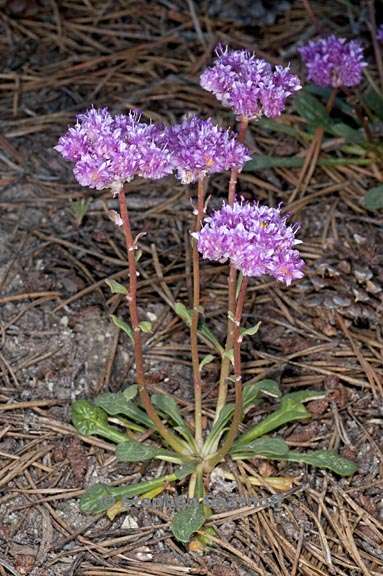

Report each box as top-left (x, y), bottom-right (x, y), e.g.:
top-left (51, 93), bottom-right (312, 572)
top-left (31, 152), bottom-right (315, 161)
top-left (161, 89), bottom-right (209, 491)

top-left (174, 302), bottom-right (192, 327)
top-left (198, 322), bottom-right (224, 355)
top-left (245, 155), bottom-right (304, 171)
top-left (70, 198), bottom-right (90, 226)
top-left (287, 449), bottom-right (358, 476)
top-left (363, 184), bottom-right (383, 210)
top-left (123, 385), bottom-right (138, 402)
top-left (72, 400), bottom-right (108, 435)
top-left (71, 399), bottom-right (130, 444)
top-left (305, 84), bottom-right (354, 116)
top-left (257, 117), bottom-right (302, 138)
top-left (171, 501), bottom-right (206, 543)
top-left (80, 474), bottom-right (177, 514)
top-left (174, 303), bottom-right (228, 356)
top-left (151, 393), bottom-right (196, 448)
top-left (223, 349), bottom-right (234, 364)
top-left (243, 379), bottom-right (282, 410)
top-left (139, 321), bottom-right (153, 333)
top-left (116, 440), bottom-right (180, 463)
top-left (116, 440), bottom-right (160, 462)
top-left (231, 436), bottom-right (290, 460)
top-left (240, 321), bottom-right (261, 338)
top-left (199, 354), bottom-right (215, 371)
top-left (281, 390), bottom-right (326, 404)
top-left (329, 123), bottom-right (364, 144)
top-left (80, 483), bottom-right (116, 514)
top-left (294, 91), bottom-right (331, 129)
top-left (234, 397), bottom-right (311, 447)
top-left (362, 88), bottom-right (383, 120)
top-left (111, 315), bottom-right (134, 342)
top-left (105, 279), bottom-right (128, 295)
top-left (174, 463), bottom-right (197, 480)
top-left (203, 379), bottom-right (281, 456)
top-left (94, 392), bottom-right (152, 428)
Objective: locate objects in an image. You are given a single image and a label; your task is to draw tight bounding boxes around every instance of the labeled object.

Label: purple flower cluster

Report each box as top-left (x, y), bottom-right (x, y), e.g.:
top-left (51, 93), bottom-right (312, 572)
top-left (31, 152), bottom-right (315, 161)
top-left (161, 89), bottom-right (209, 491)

top-left (165, 116), bottom-right (250, 184)
top-left (200, 46), bottom-right (301, 119)
top-left (195, 201), bottom-right (304, 285)
top-left (299, 36), bottom-right (367, 88)
top-left (57, 109), bottom-right (250, 189)
top-left (378, 25), bottom-right (383, 43)
top-left (55, 108), bottom-right (172, 190)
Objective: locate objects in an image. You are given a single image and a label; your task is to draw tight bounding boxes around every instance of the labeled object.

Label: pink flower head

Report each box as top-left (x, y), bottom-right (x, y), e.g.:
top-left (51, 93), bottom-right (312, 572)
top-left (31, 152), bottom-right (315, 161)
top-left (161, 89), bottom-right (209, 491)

top-left (195, 201), bottom-right (304, 285)
top-left (56, 108), bottom-right (173, 190)
top-left (299, 36), bottom-right (367, 88)
top-left (200, 45), bottom-right (301, 119)
top-left (165, 116), bottom-right (250, 184)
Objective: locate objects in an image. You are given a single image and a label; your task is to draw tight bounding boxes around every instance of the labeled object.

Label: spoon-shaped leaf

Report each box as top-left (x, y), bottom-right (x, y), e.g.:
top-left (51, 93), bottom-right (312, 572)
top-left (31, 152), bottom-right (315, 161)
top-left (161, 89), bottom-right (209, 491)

top-left (94, 391), bottom-right (152, 428)
top-left (287, 449), bottom-right (358, 476)
top-left (203, 379), bottom-right (281, 455)
top-left (234, 397), bottom-right (311, 447)
top-left (151, 393), bottom-right (196, 450)
top-left (80, 465), bottom-right (196, 514)
top-left (230, 436), bottom-right (289, 460)
top-left (72, 400), bottom-right (129, 443)
top-left (116, 440), bottom-right (186, 464)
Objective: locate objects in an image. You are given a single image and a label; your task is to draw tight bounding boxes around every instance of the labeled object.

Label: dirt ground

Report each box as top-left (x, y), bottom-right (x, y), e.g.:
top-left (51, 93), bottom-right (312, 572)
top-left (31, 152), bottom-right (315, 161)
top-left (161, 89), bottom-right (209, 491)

top-left (0, 1), bottom-right (382, 575)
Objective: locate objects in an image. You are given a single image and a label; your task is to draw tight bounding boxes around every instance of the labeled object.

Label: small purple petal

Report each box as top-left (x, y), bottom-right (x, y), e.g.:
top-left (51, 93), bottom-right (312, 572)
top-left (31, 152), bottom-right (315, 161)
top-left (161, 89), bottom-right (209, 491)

top-left (195, 201), bottom-right (304, 285)
top-left (299, 35), bottom-right (367, 88)
top-left (56, 107), bottom-right (173, 190)
top-left (200, 45), bottom-right (301, 119)
top-left (165, 116), bottom-right (251, 184)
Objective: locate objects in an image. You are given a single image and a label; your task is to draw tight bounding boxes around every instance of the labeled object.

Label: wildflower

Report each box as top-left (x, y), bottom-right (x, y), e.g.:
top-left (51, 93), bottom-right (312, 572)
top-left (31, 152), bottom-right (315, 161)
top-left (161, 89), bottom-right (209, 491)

top-left (195, 201), bottom-right (304, 285)
top-left (56, 108), bottom-right (173, 190)
top-left (165, 116), bottom-right (250, 184)
top-left (378, 25), bottom-right (383, 43)
top-left (299, 35), bottom-right (367, 88)
top-left (200, 45), bottom-right (301, 119)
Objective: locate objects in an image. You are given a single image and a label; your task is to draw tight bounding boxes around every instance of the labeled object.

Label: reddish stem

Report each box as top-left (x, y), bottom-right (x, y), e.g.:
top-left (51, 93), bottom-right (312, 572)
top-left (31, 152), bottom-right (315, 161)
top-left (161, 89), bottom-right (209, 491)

top-left (227, 116), bottom-right (248, 204)
top-left (215, 115), bottom-right (248, 419)
top-left (191, 178), bottom-right (206, 448)
top-left (118, 187), bottom-right (188, 454)
top-left (208, 277), bottom-right (248, 469)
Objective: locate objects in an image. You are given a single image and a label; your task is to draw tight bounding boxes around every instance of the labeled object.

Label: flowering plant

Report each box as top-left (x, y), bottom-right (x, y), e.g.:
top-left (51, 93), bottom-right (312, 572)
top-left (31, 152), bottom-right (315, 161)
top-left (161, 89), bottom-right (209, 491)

top-left (299, 35), bottom-right (367, 88)
top-left (58, 46), bottom-right (357, 544)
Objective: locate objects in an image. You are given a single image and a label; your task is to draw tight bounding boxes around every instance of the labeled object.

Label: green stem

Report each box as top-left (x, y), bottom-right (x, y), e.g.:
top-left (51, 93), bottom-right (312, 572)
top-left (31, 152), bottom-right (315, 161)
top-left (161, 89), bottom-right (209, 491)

top-left (191, 178), bottom-right (206, 449)
top-left (118, 187), bottom-right (189, 455)
top-left (98, 424), bottom-right (133, 444)
top-left (208, 277), bottom-right (248, 470)
top-left (215, 265), bottom-right (236, 420)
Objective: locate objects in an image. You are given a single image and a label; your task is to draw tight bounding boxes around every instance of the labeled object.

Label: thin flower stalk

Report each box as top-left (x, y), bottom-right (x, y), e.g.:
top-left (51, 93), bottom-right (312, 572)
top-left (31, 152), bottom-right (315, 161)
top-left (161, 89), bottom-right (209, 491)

top-left (207, 277), bottom-right (248, 470)
top-left (191, 178), bottom-right (206, 448)
top-left (118, 188), bottom-right (189, 455)
top-left (216, 115), bottom-right (248, 421)
top-left (294, 36), bottom-right (367, 198)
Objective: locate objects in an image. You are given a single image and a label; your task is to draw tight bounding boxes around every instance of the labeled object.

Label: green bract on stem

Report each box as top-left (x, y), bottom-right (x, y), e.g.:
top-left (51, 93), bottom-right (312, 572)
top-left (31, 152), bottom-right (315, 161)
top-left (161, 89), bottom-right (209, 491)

top-left (118, 186), bottom-right (189, 455)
